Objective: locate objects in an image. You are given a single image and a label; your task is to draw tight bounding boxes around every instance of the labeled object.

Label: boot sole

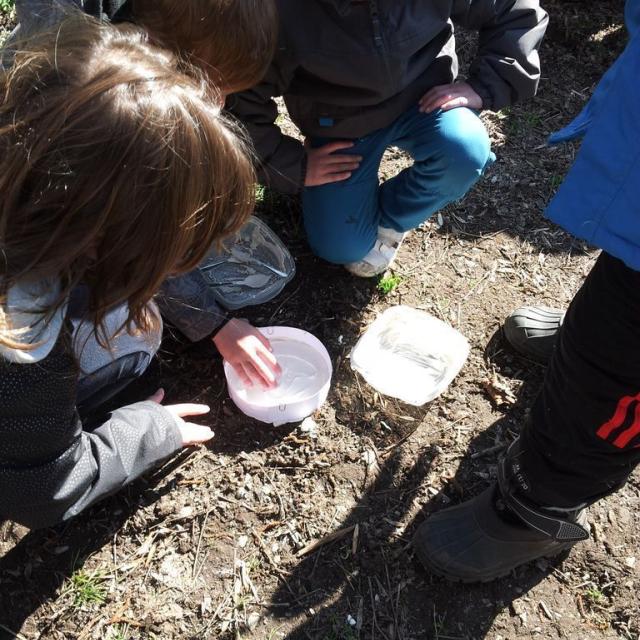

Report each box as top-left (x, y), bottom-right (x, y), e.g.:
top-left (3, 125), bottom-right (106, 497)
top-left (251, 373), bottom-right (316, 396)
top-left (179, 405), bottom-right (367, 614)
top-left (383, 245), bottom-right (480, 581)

top-left (413, 541), bottom-right (575, 584)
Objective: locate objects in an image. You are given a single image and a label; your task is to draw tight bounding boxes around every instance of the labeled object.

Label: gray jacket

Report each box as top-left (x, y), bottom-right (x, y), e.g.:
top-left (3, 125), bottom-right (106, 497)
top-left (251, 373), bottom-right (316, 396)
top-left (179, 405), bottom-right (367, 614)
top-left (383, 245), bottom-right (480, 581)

top-left (0, 318), bottom-right (182, 529)
top-left (227, 0), bottom-right (549, 194)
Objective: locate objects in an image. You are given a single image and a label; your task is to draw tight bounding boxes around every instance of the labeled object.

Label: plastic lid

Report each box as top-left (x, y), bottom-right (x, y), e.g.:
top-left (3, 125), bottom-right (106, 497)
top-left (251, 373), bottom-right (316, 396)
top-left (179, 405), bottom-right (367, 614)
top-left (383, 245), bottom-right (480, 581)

top-left (350, 306), bottom-right (469, 406)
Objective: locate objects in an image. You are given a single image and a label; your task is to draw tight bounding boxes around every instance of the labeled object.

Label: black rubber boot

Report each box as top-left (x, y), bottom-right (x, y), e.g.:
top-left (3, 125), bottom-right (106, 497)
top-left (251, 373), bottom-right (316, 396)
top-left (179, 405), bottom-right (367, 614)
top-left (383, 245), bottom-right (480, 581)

top-left (503, 306), bottom-right (565, 363)
top-left (413, 445), bottom-right (589, 583)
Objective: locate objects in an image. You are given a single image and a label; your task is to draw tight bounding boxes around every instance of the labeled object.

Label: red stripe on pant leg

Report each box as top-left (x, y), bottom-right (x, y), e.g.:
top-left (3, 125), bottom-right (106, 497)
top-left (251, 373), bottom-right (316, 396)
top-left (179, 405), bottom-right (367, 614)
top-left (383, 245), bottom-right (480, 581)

top-left (596, 393), bottom-right (640, 440)
top-left (613, 402), bottom-right (640, 448)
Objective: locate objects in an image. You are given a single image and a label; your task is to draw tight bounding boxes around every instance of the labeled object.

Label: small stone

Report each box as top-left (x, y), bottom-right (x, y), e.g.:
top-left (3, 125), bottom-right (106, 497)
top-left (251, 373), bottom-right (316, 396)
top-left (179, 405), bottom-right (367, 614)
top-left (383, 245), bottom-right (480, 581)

top-left (624, 556), bottom-right (636, 569)
top-left (618, 507), bottom-right (632, 526)
top-left (300, 417), bottom-right (319, 438)
top-left (246, 612), bottom-right (261, 630)
top-left (201, 596), bottom-right (213, 616)
top-left (238, 535), bottom-right (249, 549)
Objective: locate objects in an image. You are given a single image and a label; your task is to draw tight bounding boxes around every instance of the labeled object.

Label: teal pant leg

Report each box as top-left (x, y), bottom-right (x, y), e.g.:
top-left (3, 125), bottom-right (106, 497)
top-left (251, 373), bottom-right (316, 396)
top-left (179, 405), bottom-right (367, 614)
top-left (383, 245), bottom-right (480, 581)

top-left (303, 107), bottom-right (493, 264)
top-left (302, 128), bottom-right (390, 265)
top-left (380, 107), bottom-right (493, 232)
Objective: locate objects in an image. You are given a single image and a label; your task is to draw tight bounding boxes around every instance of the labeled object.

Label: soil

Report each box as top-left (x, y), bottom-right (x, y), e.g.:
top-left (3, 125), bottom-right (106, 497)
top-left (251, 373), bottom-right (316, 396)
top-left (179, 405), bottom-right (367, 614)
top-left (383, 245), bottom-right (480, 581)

top-left (1, 2), bottom-right (638, 639)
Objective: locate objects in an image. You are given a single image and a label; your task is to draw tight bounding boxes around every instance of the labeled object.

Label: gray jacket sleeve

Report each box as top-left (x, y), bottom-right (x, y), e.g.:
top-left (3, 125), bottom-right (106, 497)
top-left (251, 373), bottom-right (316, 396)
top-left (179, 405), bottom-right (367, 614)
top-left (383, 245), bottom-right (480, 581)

top-left (157, 271), bottom-right (228, 342)
top-left (226, 68), bottom-right (306, 195)
top-left (453, 0), bottom-right (549, 110)
top-left (1, 401), bottom-right (182, 529)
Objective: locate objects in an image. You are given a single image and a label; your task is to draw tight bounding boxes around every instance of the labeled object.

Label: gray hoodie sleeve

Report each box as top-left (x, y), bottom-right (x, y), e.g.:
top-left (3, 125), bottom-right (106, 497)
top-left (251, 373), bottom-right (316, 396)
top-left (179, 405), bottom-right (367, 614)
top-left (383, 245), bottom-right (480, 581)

top-left (453, 0), bottom-right (549, 110)
top-left (226, 67), bottom-right (306, 195)
top-left (0, 401), bottom-right (183, 529)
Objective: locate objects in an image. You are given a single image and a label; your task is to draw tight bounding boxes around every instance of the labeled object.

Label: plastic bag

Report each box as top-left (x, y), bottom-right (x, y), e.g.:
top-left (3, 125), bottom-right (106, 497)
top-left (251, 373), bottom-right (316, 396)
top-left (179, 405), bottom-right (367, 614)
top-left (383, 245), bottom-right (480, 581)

top-left (199, 216), bottom-right (295, 310)
top-left (350, 306), bottom-right (469, 406)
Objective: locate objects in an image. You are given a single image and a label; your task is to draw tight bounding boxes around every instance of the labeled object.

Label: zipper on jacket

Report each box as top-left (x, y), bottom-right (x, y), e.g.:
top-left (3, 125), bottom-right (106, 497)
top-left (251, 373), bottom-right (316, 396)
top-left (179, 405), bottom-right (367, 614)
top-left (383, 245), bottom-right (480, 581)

top-left (368, 0), bottom-right (383, 49)
top-left (368, 0), bottom-right (395, 89)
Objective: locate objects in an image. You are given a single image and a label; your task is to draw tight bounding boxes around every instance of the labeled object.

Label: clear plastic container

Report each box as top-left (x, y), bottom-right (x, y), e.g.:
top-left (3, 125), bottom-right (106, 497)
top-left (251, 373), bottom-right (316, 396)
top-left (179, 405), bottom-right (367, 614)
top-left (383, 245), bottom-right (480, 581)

top-left (199, 216), bottom-right (295, 310)
top-left (350, 306), bottom-right (469, 406)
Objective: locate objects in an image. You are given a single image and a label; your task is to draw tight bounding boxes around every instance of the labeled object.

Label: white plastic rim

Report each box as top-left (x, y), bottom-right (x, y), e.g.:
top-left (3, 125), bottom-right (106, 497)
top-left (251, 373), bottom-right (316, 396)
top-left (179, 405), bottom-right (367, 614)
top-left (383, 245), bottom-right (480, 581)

top-left (224, 326), bottom-right (332, 426)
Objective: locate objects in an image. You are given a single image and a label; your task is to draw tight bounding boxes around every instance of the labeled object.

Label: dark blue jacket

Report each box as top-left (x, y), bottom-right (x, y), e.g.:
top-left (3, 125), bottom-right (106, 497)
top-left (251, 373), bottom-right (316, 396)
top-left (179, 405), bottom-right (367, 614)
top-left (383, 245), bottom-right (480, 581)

top-left (546, 0), bottom-right (640, 270)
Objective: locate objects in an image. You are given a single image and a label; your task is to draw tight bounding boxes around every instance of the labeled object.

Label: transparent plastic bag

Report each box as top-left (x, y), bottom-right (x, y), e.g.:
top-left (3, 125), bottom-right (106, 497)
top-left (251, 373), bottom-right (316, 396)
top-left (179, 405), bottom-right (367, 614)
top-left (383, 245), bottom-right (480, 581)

top-left (199, 216), bottom-right (295, 310)
top-left (350, 306), bottom-right (469, 406)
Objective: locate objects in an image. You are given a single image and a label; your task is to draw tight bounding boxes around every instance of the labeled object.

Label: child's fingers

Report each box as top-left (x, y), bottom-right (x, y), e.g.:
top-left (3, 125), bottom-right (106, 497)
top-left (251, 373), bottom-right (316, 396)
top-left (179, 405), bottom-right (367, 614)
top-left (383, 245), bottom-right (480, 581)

top-left (256, 348), bottom-right (282, 380)
top-left (148, 388), bottom-right (165, 403)
top-left (420, 92), bottom-right (452, 113)
top-left (250, 353), bottom-right (279, 388)
top-left (255, 331), bottom-right (274, 351)
top-left (440, 96), bottom-right (468, 111)
top-left (233, 362), bottom-right (254, 388)
top-left (179, 422), bottom-right (214, 446)
top-left (255, 344), bottom-right (279, 369)
top-left (419, 85), bottom-right (455, 112)
top-left (166, 403), bottom-right (211, 418)
top-left (320, 140), bottom-right (356, 154)
top-left (324, 172), bottom-right (353, 183)
top-left (324, 153), bottom-right (362, 164)
top-left (324, 160), bottom-right (362, 172)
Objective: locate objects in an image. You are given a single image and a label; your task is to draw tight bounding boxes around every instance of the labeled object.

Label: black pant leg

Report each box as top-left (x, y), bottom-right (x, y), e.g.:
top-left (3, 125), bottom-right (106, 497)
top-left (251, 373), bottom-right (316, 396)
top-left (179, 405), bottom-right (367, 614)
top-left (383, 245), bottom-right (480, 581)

top-left (516, 252), bottom-right (640, 507)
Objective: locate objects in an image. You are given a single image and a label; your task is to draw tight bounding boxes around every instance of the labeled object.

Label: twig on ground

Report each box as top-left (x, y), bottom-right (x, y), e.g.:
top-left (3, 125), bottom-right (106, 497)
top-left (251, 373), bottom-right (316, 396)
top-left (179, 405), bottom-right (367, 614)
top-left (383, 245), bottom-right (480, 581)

top-left (470, 443), bottom-right (507, 460)
top-left (268, 283), bottom-right (302, 323)
top-left (193, 508), bottom-right (212, 580)
top-left (252, 529), bottom-right (291, 578)
top-left (379, 425), bottom-right (422, 459)
top-left (296, 524), bottom-right (357, 558)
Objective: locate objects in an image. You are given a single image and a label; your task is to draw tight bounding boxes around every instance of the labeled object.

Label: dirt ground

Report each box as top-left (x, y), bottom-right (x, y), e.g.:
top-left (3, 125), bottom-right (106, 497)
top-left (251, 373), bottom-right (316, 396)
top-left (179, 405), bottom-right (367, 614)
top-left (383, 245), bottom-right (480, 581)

top-left (1, 2), bottom-right (638, 639)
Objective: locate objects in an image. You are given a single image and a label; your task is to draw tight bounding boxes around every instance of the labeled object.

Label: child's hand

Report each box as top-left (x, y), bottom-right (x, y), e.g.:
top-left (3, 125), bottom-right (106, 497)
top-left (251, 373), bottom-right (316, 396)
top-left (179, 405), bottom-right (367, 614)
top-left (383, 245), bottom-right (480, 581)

top-left (148, 389), bottom-right (213, 446)
top-left (213, 319), bottom-right (282, 389)
top-left (419, 82), bottom-right (483, 113)
top-left (304, 140), bottom-right (362, 187)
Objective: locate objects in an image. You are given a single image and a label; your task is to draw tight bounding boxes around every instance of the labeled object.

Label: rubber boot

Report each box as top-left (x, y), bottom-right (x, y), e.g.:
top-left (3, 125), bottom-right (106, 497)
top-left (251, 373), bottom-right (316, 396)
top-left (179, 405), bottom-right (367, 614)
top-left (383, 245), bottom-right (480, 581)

top-left (503, 306), bottom-right (565, 363)
top-left (413, 441), bottom-right (589, 583)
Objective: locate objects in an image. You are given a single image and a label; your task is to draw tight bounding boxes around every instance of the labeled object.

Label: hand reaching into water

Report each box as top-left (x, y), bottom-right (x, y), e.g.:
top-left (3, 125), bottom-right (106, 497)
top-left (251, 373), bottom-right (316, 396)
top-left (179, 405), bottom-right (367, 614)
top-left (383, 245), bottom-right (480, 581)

top-left (213, 318), bottom-right (282, 389)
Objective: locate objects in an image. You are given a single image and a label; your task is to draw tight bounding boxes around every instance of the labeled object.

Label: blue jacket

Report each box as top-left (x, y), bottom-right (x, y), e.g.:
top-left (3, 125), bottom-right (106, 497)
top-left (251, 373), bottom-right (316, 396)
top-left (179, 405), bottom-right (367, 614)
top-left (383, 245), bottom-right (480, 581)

top-left (546, 0), bottom-right (640, 270)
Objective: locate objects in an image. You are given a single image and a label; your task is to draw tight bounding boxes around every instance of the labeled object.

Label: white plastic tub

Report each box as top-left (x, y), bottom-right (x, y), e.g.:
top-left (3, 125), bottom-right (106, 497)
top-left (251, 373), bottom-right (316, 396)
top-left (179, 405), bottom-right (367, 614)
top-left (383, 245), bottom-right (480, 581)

top-left (224, 326), bottom-right (332, 426)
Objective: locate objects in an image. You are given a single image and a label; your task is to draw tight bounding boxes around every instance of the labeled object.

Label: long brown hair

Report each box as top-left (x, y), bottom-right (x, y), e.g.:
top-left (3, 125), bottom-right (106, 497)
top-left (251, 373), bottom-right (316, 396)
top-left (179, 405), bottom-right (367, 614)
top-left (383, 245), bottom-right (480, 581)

top-left (132, 0), bottom-right (279, 93)
top-left (0, 13), bottom-right (256, 350)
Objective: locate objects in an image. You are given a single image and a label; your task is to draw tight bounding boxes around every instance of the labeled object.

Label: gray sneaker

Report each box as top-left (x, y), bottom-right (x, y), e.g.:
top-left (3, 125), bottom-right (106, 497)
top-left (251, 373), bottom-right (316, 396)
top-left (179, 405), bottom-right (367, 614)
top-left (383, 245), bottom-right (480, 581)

top-left (503, 306), bottom-right (565, 363)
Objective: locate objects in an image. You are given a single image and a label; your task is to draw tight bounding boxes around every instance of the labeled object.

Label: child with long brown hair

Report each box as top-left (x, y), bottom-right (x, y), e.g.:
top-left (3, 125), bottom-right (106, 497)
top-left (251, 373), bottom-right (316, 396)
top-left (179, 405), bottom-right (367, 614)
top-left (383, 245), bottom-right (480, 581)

top-left (9, 0), bottom-right (284, 391)
top-left (0, 14), bottom-right (257, 529)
